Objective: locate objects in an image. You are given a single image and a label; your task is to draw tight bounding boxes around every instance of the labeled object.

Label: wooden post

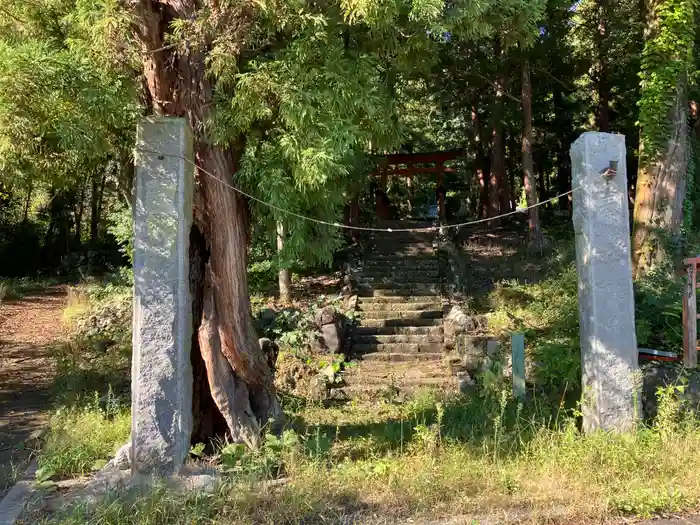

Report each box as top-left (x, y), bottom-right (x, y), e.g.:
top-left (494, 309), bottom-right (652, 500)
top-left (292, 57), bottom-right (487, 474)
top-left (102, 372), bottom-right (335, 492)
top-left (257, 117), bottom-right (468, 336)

top-left (511, 333), bottom-right (526, 398)
top-left (683, 259), bottom-right (698, 368)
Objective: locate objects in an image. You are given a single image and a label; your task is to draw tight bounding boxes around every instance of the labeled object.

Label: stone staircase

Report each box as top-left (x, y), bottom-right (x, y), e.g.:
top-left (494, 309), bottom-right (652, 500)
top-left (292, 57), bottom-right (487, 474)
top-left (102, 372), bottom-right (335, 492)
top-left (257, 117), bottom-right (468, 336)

top-left (338, 221), bottom-right (456, 399)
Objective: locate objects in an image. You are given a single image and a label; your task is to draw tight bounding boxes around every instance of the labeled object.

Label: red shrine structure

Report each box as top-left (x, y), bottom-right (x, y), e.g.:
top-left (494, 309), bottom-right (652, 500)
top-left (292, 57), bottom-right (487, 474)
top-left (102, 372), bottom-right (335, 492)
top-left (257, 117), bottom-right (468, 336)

top-left (371, 150), bottom-right (463, 221)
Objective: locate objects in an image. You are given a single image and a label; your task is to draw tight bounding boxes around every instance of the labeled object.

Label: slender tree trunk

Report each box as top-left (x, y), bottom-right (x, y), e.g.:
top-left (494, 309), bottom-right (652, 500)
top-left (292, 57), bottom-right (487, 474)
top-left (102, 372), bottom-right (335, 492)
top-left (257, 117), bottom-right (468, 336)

top-left (90, 171), bottom-right (100, 246)
top-left (134, 0), bottom-right (280, 448)
top-left (277, 221), bottom-right (291, 304)
top-left (521, 58), bottom-right (544, 248)
top-left (552, 90), bottom-right (572, 211)
top-left (594, 0), bottom-right (611, 132)
top-left (96, 170), bottom-right (108, 234)
top-left (632, 80), bottom-right (689, 277)
top-left (522, 57), bottom-right (543, 249)
top-left (22, 183), bottom-right (33, 224)
top-left (490, 38), bottom-right (509, 221)
top-left (74, 176), bottom-right (87, 244)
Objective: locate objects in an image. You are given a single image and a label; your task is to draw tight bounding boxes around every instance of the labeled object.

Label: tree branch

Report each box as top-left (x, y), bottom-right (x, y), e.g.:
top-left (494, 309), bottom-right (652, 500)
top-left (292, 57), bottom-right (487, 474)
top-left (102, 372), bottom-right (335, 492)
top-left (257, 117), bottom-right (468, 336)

top-left (534, 67), bottom-right (572, 91)
top-left (470, 72), bottom-right (522, 104)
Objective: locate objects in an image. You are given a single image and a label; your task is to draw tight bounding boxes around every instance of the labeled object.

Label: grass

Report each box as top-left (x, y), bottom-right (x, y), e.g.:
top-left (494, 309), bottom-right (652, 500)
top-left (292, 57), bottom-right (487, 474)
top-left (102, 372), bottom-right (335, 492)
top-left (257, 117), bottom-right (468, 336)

top-left (42, 387), bottom-right (700, 524)
top-left (39, 395), bottom-right (130, 477)
top-left (36, 259), bottom-right (700, 524)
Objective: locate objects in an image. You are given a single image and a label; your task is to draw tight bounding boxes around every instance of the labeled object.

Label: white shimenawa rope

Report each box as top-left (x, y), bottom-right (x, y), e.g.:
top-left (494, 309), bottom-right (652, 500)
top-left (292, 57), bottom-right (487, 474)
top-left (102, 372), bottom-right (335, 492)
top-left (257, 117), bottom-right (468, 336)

top-left (135, 148), bottom-right (582, 233)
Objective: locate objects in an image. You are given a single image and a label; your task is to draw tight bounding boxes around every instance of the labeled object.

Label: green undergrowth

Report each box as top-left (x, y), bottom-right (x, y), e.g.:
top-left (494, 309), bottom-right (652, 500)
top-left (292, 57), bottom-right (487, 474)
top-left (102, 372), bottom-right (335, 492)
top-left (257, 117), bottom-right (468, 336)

top-left (38, 391), bottom-right (130, 479)
top-left (44, 386), bottom-right (700, 524)
top-left (53, 274), bottom-right (132, 408)
top-left (484, 244), bottom-right (685, 395)
top-left (0, 276), bottom-right (62, 301)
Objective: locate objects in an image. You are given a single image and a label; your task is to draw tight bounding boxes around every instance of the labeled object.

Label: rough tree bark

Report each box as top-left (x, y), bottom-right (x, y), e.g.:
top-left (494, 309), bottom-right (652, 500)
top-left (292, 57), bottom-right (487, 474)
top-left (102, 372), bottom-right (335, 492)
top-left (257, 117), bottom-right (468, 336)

top-left (632, 80), bottom-right (689, 278)
top-left (131, 0), bottom-right (280, 448)
top-left (521, 57), bottom-right (544, 248)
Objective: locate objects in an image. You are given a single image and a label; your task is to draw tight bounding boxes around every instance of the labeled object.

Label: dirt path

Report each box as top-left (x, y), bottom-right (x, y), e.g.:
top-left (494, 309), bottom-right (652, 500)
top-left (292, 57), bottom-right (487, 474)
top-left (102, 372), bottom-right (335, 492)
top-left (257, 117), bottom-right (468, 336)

top-left (0, 287), bottom-right (67, 498)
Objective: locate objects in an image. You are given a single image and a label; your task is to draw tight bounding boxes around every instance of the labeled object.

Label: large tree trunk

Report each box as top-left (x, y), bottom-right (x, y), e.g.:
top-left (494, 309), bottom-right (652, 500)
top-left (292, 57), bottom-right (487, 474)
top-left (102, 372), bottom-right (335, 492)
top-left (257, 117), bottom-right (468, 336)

top-left (133, 0), bottom-right (280, 448)
top-left (521, 57), bottom-right (544, 248)
top-left (632, 80), bottom-right (689, 278)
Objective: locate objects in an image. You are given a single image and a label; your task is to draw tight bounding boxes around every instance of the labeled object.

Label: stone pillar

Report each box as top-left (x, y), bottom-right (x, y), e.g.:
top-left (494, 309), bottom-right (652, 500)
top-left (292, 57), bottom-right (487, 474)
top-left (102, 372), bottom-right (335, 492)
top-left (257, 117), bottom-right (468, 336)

top-left (570, 132), bottom-right (639, 433)
top-left (132, 117), bottom-right (194, 475)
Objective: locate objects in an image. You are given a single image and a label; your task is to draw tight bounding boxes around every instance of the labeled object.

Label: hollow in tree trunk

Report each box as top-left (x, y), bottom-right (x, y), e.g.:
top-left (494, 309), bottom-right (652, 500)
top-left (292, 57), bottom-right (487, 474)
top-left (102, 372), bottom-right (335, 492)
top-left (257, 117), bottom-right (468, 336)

top-left (132, 0), bottom-right (280, 449)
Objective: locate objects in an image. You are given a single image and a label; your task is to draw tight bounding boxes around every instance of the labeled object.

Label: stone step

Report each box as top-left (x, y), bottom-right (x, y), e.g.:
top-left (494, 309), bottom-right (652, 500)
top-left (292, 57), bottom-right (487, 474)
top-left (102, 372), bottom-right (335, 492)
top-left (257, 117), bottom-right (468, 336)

top-left (354, 325), bottom-right (444, 336)
top-left (359, 295), bottom-right (444, 304)
top-left (341, 374), bottom-right (455, 388)
top-left (360, 289), bottom-right (441, 298)
top-left (359, 301), bottom-right (442, 311)
top-left (363, 254), bottom-right (436, 263)
top-left (360, 268), bottom-right (440, 278)
top-left (360, 309), bottom-right (442, 320)
top-left (367, 282), bottom-right (440, 292)
top-left (360, 271), bottom-right (441, 280)
top-left (359, 277), bottom-right (442, 287)
top-left (359, 318), bottom-right (443, 328)
top-left (362, 262), bottom-right (439, 271)
top-left (357, 352), bottom-right (445, 362)
top-left (354, 342), bottom-right (445, 353)
top-left (366, 250), bottom-right (436, 258)
top-left (353, 334), bottom-right (444, 344)
top-left (331, 379), bottom-right (455, 399)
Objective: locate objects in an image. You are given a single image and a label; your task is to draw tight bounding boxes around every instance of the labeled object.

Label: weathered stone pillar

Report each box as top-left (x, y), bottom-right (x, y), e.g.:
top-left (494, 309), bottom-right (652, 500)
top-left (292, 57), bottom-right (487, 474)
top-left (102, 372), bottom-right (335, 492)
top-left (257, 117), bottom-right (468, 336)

top-left (570, 132), bottom-right (639, 433)
top-left (132, 117), bottom-right (194, 475)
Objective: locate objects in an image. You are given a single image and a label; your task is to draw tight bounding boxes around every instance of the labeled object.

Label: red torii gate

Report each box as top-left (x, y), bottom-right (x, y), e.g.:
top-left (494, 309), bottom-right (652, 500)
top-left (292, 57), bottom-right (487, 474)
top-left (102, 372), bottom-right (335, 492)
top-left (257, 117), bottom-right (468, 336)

top-left (372, 149), bottom-right (463, 220)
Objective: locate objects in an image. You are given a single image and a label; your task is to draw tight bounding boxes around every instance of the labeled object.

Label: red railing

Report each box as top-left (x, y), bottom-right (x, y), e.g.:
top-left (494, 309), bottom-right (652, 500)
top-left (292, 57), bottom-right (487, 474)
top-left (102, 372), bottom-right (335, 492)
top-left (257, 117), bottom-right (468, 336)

top-left (683, 257), bottom-right (700, 368)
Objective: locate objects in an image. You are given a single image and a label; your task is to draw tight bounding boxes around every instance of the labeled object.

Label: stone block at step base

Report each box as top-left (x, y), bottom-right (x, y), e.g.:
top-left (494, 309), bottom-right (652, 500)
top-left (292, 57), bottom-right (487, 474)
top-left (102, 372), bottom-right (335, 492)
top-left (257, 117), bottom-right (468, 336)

top-left (321, 323), bottom-right (342, 353)
top-left (314, 306), bottom-right (338, 328)
top-left (452, 335), bottom-right (496, 374)
top-left (445, 306), bottom-right (488, 333)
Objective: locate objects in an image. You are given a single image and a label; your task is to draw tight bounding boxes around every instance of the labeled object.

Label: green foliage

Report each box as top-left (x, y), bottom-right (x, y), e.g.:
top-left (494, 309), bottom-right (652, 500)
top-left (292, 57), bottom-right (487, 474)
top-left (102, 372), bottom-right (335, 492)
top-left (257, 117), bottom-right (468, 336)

top-left (488, 264), bottom-right (581, 391)
top-left (637, 0), bottom-right (696, 159)
top-left (39, 390), bottom-right (130, 477)
top-left (634, 268), bottom-right (684, 352)
top-left (220, 430), bottom-right (301, 478)
top-left (107, 205), bottom-right (133, 265)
